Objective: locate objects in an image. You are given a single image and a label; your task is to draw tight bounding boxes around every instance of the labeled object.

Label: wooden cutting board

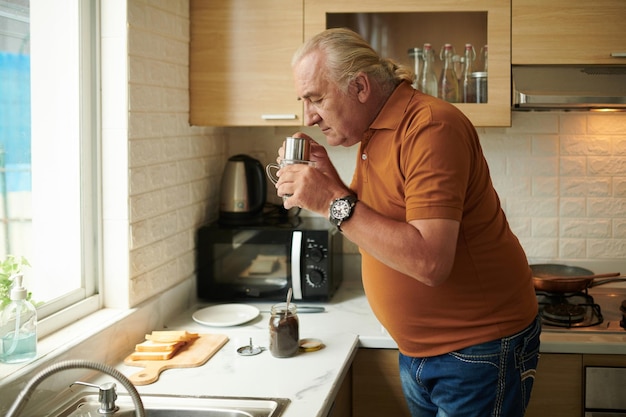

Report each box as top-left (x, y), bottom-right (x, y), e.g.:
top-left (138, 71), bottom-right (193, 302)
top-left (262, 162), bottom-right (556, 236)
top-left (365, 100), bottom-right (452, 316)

top-left (124, 333), bottom-right (229, 385)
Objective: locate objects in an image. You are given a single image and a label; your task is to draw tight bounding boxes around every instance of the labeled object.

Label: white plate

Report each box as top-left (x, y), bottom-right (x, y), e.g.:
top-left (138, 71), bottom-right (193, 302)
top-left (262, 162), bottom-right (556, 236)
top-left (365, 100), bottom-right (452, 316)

top-left (192, 304), bottom-right (260, 327)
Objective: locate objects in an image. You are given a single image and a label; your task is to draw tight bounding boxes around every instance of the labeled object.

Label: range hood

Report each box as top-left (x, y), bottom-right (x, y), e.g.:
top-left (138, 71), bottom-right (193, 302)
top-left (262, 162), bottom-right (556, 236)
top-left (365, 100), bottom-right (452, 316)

top-left (512, 65), bottom-right (626, 110)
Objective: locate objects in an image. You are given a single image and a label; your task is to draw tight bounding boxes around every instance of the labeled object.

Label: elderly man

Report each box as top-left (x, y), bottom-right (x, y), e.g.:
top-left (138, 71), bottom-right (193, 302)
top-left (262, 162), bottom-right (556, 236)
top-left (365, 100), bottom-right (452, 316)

top-left (271, 28), bottom-right (540, 417)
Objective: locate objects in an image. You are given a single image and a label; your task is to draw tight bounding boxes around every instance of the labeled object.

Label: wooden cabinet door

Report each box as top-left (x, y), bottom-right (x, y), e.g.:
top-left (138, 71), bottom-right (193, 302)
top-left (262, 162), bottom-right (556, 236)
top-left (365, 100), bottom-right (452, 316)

top-left (190, 0), bottom-right (303, 126)
top-left (512, 0), bottom-right (626, 64)
top-left (304, 0), bottom-right (511, 127)
top-left (352, 349), bottom-right (411, 417)
top-left (525, 353), bottom-right (583, 417)
top-left (327, 371), bottom-right (352, 417)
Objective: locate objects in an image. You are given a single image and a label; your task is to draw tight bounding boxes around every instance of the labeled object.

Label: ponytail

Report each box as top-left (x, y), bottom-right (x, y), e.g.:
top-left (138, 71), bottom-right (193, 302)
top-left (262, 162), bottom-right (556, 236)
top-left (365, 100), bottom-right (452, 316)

top-left (293, 28), bottom-right (414, 95)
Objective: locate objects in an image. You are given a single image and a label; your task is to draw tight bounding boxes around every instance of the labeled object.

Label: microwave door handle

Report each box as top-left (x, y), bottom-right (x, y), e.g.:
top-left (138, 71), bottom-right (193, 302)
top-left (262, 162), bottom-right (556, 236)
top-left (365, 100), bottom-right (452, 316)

top-left (291, 231), bottom-right (304, 300)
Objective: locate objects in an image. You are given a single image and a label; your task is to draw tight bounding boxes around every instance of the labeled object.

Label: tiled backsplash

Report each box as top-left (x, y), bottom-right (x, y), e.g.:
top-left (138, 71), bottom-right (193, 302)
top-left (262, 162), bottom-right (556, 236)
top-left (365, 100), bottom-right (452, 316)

top-left (479, 112), bottom-right (626, 264)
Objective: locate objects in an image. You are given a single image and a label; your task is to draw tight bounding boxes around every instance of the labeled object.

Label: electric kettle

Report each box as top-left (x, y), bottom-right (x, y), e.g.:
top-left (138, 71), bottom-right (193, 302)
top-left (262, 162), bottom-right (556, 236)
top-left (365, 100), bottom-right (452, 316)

top-left (219, 154), bottom-right (266, 225)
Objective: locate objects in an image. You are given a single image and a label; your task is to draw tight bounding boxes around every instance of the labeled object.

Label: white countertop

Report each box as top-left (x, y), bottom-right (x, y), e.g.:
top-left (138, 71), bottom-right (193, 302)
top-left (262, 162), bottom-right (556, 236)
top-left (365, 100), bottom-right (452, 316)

top-left (110, 263), bottom-right (626, 417)
top-left (118, 328), bottom-right (358, 417)
top-left (114, 275), bottom-right (386, 417)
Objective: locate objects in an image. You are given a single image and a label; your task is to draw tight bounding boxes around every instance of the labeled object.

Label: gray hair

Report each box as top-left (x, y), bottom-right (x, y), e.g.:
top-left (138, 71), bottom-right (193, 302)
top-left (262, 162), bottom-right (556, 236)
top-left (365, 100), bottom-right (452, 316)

top-left (292, 28), bottom-right (414, 96)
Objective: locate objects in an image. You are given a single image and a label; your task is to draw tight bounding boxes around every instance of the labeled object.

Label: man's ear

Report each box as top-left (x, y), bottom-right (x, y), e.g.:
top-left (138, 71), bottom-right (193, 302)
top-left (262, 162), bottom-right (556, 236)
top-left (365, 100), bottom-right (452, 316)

top-left (353, 72), bottom-right (371, 103)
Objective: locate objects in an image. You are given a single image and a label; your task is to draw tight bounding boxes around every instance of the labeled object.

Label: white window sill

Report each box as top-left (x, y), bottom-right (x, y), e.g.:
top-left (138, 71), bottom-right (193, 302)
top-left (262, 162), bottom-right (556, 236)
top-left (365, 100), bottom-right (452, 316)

top-left (0, 306), bottom-right (134, 381)
top-left (0, 277), bottom-right (193, 405)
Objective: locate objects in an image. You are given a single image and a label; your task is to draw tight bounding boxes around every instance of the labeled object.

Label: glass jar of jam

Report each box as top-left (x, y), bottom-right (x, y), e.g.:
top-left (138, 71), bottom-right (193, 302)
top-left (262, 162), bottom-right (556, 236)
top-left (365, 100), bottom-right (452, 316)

top-left (269, 302), bottom-right (299, 358)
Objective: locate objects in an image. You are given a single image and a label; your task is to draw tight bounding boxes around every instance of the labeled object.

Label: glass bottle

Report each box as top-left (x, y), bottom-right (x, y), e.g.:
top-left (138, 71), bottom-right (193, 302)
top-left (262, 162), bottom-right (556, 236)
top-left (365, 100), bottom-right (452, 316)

top-left (480, 44), bottom-right (488, 72)
top-left (269, 302), bottom-right (299, 358)
top-left (419, 43), bottom-right (438, 97)
top-left (0, 274), bottom-right (37, 364)
top-left (407, 47), bottom-right (422, 90)
top-left (461, 43), bottom-right (476, 103)
top-left (439, 43), bottom-right (459, 103)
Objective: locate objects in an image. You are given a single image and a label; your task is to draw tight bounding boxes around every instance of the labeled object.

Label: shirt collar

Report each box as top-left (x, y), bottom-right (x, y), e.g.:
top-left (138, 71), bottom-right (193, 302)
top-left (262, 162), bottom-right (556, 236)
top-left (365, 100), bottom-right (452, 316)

top-left (369, 81), bottom-right (416, 131)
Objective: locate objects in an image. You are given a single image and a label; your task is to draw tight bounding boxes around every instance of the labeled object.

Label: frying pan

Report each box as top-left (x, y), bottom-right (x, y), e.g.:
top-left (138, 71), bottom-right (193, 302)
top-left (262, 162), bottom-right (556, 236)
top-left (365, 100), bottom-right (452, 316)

top-left (530, 264), bottom-right (624, 292)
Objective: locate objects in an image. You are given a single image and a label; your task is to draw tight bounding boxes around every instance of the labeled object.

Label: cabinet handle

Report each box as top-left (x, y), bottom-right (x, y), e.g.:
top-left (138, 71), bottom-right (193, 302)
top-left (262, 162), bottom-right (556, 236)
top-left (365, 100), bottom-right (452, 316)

top-left (261, 114), bottom-right (298, 120)
top-left (611, 52), bottom-right (626, 58)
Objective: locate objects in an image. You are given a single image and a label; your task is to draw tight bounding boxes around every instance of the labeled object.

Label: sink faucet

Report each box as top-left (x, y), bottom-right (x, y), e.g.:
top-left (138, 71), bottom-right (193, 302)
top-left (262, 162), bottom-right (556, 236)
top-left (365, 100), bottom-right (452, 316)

top-left (70, 381), bottom-right (119, 414)
top-left (6, 359), bottom-right (145, 417)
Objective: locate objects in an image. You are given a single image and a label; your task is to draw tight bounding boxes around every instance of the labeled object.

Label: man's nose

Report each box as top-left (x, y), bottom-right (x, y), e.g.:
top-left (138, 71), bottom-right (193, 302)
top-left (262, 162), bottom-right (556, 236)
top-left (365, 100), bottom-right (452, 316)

top-left (303, 102), bottom-right (320, 126)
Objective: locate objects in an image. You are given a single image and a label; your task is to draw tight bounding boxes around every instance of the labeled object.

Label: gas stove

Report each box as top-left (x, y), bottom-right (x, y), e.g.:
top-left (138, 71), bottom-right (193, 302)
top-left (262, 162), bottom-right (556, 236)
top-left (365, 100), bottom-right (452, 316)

top-left (537, 287), bottom-right (626, 333)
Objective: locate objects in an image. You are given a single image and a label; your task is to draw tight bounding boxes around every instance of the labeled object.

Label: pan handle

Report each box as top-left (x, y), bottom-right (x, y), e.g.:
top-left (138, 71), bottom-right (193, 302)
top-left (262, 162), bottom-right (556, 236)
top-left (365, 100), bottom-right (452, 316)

top-left (536, 272), bottom-right (621, 281)
top-left (589, 277), bottom-right (626, 287)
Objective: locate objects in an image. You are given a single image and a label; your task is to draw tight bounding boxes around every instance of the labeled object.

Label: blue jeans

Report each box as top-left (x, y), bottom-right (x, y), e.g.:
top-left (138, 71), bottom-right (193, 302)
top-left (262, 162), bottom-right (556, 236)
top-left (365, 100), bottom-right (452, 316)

top-left (398, 315), bottom-right (541, 417)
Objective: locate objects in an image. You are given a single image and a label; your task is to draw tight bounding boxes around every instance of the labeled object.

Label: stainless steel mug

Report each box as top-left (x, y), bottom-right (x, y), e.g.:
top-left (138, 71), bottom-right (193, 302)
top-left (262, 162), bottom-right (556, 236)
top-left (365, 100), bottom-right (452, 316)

top-left (283, 136), bottom-right (310, 161)
top-left (266, 137), bottom-right (314, 187)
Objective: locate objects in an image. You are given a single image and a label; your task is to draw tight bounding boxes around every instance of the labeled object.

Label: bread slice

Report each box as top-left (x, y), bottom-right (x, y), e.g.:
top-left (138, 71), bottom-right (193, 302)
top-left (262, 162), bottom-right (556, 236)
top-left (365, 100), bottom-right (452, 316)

top-left (145, 330), bottom-right (199, 343)
top-left (128, 349), bottom-right (179, 361)
top-left (135, 339), bottom-right (186, 352)
top-left (129, 330), bottom-right (199, 361)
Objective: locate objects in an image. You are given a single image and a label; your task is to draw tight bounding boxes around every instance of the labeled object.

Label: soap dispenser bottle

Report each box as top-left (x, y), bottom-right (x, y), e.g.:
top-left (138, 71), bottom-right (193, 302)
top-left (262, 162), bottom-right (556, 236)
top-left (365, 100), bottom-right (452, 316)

top-left (0, 274), bottom-right (37, 363)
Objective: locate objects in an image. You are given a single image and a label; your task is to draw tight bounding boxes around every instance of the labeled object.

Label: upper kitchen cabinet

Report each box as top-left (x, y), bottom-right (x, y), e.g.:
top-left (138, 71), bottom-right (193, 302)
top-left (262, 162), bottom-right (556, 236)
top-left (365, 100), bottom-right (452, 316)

top-left (305, 0), bottom-right (511, 127)
top-left (190, 1), bottom-right (303, 126)
top-left (512, 0), bottom-right (626, 64)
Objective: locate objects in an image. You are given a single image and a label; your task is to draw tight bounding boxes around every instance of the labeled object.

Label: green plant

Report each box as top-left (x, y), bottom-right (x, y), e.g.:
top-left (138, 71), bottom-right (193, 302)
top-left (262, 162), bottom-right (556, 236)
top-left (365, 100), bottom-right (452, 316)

top-left (0, 255), bottom-right (32, 309)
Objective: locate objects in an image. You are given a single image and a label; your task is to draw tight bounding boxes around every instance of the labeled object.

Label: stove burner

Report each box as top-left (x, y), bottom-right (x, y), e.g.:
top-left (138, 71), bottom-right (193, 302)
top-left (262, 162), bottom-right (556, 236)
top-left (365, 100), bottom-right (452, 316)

top-left (543, 303), bottom-right (587, 324)
top-left (536, 290), bottom-right (603, 328)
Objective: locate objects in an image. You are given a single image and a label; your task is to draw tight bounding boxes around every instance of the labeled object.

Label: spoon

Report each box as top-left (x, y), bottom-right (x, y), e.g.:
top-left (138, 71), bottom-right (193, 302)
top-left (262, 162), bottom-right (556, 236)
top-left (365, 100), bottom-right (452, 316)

top-left (285, 287), bottom-right (292, 318)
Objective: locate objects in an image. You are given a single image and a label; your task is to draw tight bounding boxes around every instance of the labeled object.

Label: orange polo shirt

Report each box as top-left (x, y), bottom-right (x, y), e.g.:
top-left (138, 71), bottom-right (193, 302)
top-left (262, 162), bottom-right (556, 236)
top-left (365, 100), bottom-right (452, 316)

top-left (351, 82), bottom-right (537, 357)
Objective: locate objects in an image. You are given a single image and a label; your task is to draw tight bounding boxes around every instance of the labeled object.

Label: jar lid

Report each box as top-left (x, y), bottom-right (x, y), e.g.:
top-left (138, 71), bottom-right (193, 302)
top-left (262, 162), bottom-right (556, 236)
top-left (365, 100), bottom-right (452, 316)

top-left (299, 338), bottom-right (324, 352)
top-left (471, 71), bottom-right (488, 78)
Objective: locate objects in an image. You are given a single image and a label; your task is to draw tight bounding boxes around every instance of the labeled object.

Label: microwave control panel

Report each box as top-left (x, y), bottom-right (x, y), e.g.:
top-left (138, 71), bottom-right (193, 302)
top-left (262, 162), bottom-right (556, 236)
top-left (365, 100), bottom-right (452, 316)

top-left (301, 229), bottom-right (343, 300)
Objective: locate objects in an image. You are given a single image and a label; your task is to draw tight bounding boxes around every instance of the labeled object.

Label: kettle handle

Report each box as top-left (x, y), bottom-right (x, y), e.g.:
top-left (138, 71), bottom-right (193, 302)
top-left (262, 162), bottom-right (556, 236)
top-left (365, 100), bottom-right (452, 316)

top-left (244, 155), bottom-right (267, 213)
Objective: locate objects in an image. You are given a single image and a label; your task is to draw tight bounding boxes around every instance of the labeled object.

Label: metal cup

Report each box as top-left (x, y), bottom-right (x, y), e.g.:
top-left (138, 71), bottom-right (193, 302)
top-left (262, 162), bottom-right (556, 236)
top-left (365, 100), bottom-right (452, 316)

top-left (284, 136), bottom-right (310, 161)
top-left (265, 137), bottom-right (313, 187)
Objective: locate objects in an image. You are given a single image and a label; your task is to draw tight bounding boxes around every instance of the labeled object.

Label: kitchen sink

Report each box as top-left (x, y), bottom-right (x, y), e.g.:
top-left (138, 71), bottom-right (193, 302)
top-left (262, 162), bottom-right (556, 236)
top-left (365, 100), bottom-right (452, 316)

top-left (43, 393), bottom-right (290, 417)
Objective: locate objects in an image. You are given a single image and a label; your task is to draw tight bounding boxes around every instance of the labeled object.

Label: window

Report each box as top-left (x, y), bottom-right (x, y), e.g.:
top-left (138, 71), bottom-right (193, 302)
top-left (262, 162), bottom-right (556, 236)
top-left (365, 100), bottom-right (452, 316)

top-left (0, 0), bottom-right (100, 337)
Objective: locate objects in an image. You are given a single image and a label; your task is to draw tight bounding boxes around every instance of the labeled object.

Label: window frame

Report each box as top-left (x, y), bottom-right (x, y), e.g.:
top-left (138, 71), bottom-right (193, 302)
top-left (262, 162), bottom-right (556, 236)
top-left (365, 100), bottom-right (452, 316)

top-left (29, 0), bottom-right (101, 338)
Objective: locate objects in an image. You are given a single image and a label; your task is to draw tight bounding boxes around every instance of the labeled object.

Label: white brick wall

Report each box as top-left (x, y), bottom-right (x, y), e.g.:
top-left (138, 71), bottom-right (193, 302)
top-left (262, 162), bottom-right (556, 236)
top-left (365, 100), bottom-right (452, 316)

top-left (126, 0), bottom-right (226, 306)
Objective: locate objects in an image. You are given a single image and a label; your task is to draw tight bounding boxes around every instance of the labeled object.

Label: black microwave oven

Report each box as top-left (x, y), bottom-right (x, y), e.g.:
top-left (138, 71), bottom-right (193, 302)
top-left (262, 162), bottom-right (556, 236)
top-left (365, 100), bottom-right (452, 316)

top-left (196, 217), bottom-right (344, 301)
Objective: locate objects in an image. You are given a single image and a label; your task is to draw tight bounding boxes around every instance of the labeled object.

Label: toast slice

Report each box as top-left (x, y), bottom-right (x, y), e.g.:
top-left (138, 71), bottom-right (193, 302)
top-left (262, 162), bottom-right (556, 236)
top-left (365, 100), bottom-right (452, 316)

top-left (128, 330), bottom-right (199, 361)
top-left (145, 330), bottom-right (199, 343)
top-left (135, 339), bottom-right (186, 352)
top-left (128, 349), bottom-right (180, 361)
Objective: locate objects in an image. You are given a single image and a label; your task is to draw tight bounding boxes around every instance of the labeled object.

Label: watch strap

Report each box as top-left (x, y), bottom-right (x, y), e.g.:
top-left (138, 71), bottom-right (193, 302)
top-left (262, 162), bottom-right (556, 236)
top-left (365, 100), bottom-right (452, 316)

top-left (329, 195), bottom-right (358, 231)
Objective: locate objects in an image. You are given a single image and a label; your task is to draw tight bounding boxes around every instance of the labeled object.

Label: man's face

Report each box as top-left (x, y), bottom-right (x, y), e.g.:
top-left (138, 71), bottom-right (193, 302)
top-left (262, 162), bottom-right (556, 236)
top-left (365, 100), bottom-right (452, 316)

top-left (293, 50), bottom-right (367, 147)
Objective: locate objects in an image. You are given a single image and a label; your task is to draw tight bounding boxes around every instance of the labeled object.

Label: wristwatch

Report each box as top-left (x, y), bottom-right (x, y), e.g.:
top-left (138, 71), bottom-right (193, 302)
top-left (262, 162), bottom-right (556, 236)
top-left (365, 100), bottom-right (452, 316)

top-left (329, 195), bottom-right (358, 231)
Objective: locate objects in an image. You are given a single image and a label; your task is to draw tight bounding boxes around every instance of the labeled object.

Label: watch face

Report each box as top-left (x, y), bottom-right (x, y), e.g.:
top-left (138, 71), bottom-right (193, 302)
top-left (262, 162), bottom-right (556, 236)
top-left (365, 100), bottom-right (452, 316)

top-left (331, 200), bottom-right (350, 220)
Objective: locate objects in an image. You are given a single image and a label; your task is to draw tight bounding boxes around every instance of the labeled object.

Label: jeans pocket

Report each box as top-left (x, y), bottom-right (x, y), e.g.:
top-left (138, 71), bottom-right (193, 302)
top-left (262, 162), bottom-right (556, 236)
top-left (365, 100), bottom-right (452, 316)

top-left (515, 317), bottom-right (541, 408)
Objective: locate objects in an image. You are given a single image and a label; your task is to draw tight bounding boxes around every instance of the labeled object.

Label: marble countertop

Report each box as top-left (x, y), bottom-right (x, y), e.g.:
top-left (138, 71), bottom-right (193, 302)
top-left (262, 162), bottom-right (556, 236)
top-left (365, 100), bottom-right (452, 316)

top-left (118, 327), bottom-right (358, 417)
top-left (114, 275), bottom-right (381, 417)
